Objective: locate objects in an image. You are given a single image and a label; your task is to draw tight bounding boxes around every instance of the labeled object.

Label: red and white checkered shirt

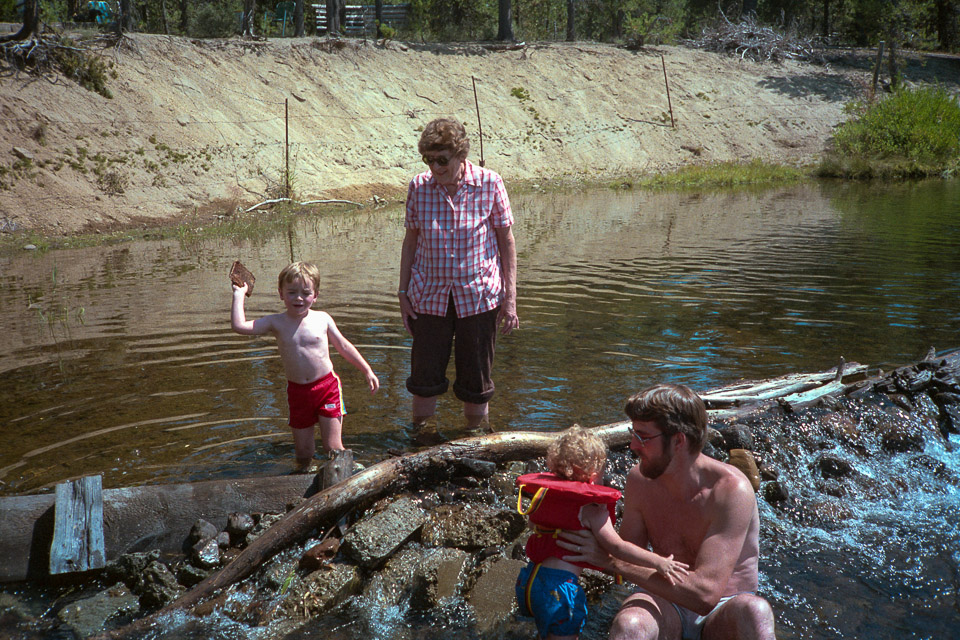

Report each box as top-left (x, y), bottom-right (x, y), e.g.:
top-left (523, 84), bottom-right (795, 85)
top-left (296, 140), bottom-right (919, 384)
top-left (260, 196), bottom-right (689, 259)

top-left (405, 160), bottom-right (514, 318)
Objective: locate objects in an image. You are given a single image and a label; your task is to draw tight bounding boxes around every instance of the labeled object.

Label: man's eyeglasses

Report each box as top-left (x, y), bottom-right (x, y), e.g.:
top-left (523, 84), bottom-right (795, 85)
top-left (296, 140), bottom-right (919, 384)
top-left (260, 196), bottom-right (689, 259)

top-left (628, 427), bottom-right (668, 446)
top-left (422, 154), bottom-right (451, 167)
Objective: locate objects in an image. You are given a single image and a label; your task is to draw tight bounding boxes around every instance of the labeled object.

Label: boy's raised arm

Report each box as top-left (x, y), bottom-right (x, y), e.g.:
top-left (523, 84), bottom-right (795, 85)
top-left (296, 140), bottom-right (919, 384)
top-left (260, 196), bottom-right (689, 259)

top-left (326, 315), bottom-right (379, 393)
top-left (231, 284), bottom-right (271, 335)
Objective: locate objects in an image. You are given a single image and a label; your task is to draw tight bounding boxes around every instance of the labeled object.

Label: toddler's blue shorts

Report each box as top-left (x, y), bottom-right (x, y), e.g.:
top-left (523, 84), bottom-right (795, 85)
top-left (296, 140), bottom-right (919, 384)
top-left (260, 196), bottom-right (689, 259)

top-left (515, 563), bottom-right (587, 638)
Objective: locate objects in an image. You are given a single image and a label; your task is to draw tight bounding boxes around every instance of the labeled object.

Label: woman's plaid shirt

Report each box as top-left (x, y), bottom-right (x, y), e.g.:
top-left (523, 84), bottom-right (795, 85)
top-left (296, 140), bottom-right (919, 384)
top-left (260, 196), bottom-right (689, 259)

top-left (404, 160), bottom-right (514, 318)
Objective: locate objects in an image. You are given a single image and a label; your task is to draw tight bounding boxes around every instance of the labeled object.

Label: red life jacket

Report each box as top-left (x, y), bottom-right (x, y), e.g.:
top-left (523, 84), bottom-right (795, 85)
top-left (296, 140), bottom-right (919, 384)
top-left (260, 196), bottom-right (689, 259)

top-left (516, 472), bottom-right (621, 571)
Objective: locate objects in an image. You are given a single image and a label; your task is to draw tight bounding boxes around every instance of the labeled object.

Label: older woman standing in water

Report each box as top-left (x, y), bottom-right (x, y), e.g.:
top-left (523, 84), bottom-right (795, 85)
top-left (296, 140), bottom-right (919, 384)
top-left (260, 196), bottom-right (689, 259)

top-left (398, 117), bottom-right (519, 432)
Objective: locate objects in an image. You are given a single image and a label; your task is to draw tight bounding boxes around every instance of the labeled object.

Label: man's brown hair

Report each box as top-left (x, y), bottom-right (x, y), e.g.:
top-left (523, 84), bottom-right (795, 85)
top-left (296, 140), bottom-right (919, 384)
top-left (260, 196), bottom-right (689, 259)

top-left (624, 383), bottom-right (707, 452)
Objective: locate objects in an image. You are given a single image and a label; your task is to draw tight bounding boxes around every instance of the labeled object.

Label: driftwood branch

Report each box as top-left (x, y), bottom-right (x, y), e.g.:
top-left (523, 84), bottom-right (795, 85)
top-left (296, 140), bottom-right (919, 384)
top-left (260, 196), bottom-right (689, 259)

top-left (245, 198), bottom-right (362, 212)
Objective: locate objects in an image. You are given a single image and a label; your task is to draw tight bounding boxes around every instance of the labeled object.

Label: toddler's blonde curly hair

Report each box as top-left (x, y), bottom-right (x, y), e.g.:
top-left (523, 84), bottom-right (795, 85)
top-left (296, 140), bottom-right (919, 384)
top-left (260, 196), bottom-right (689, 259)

top-left (546, 424), bottom-right (607, 483)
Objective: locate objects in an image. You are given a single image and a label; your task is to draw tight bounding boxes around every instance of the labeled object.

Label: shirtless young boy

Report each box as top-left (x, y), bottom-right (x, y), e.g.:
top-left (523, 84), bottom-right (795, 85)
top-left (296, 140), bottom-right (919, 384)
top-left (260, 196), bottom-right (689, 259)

top-left (231, 261), bottom-right (379, 471)
top-left (515, 425), bottom-right (689, 640)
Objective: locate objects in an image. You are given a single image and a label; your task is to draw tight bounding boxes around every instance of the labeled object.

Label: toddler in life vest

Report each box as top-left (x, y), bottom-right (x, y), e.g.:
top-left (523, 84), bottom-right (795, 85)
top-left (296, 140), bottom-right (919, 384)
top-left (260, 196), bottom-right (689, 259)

top-left (515, 425), bottom-right (688, 640)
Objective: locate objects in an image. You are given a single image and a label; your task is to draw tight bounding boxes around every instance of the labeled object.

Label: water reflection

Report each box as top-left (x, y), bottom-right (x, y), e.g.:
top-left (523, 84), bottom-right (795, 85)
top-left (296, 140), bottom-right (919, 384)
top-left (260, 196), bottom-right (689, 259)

top-left (1, 180), bottom-right (959, 495)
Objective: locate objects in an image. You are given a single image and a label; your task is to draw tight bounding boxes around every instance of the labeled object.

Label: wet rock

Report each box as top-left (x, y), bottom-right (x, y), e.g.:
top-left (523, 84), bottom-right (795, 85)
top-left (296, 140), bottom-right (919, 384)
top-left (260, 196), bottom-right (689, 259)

top-left (935, 400), bottom-right (960, 435)
top-left (702, 441), bottom-right (723, 461)
top-left (341, 495), bottom-right (428, 567)
top-left (56, 583), bottom-right (139, 638)
top-left (247, 513), bottom-right (283, 544)
top-left (456, 457), bottom-right (497, 478)
top-left (762, 480), bottom-right (790, 504)
top-left (814, 454), bottom-right (854, 479)
top-left (889, 393), bottom-right (914, 412)
top-left (282, 562), bottom-right (361, 619)
top-left (490, 470), bottom-right (521, 499)
top-left (299, 538), bottom-right (340, 572)
top-left (805, 498), bottom-right (854, 525)
top-left (104, 550), bottom-right (160, 588)
top-left (261, 553), bottom-right (300, 591)
top-left (706, 427), bottom-right (725, 450)
top-left (413, 547), bottom-right (472, 609)
top-left (878, 420), bottom-right (925, 453)
top-left (191, 536), bottom-right (221, 569)
top-left (718, 424), bottom-right (753, 450)
top-left (727, 448), bottom-right (760, 491)
top-left (820, 413), bottom-right (869, 453)
top-left (817, 478), bottom-right (846, 498)
top-left (226, 512), bottom-right (255, 546)
top-left (175, 563), bottom-right (211, 588)
top-left (421, 503), bottom-right (525, 550)
top-left (187, 518), bottom-right (218, 547)
top-left (136, 561), bottom-right (184, 610)
top-left (360, 544), bottom-right (470, 611)
top-left (466, 556), bottom-right (527, 634)
top-left (759, 464), bottom-right (779, 482)
top-left (362, 545), bottom-right (421, 607)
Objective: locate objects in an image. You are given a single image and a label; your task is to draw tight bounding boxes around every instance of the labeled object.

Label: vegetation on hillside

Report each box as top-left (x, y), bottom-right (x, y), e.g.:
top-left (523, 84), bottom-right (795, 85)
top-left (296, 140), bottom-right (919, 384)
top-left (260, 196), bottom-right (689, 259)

top-left (819, 86), bottom-right (960, 178)
top-left (0, 0), bottom-right (957, 51)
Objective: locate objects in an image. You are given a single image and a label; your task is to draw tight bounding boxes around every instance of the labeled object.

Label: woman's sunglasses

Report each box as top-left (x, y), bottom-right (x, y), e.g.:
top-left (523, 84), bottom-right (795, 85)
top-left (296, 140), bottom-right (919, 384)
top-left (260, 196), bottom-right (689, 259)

top-left (422, 155), bottom-right (452, 167)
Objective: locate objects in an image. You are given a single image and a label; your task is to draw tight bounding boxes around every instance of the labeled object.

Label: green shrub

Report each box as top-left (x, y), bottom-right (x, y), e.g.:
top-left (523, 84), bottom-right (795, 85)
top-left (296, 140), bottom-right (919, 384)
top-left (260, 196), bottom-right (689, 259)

top-left (821, 86), bottom-right (960, 178)
top-left (191, 0), bottom-right (241, 38)
top-left (50, 42), bottom-right (115, 99)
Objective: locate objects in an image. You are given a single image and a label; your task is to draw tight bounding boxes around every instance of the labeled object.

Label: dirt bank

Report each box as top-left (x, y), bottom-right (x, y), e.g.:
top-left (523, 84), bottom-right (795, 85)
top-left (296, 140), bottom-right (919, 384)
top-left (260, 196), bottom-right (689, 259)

top-left (0, 34), bottom-right (954, 235)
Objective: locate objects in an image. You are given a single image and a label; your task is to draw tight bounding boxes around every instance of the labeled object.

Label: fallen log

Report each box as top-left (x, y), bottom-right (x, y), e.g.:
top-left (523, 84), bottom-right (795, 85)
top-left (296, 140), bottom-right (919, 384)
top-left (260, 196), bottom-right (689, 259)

top-left (96, 426), bottom-right (630, 640)
top-left (1, 474), bottom-right (318, 582)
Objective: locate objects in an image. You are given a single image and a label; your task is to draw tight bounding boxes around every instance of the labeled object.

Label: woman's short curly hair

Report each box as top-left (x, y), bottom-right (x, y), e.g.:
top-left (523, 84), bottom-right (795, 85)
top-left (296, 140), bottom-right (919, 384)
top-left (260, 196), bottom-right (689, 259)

top-left (546, 424), bottom-right (607, 482)
top-left (418, 118), bottom-right (470, 158)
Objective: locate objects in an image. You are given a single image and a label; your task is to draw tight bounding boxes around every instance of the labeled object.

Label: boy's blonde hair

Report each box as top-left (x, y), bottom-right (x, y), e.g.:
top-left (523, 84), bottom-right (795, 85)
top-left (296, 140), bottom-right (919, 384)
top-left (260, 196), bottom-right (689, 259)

top-left (546, 424), bottom-right (607, 482)
top-left (278, 261), bottom-right (321, 292)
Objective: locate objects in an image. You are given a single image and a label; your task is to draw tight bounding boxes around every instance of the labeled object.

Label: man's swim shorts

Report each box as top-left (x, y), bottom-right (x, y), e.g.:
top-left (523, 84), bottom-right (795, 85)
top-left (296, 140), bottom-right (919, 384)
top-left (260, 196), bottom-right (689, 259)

top-left (287, 370), bottom-right (344, 428)
top-left (515, 563), bottom-right (587, 638)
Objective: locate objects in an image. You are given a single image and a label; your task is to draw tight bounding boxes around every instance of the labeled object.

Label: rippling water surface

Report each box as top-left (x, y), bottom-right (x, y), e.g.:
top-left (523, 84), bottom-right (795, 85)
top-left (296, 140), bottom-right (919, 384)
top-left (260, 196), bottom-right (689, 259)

top-left (1, 179), bottom-right (958, 639)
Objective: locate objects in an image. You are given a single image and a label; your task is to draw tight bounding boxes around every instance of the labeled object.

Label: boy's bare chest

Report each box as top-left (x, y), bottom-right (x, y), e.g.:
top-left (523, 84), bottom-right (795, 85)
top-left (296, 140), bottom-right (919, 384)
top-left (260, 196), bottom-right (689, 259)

top-left (278, 316), bottom-right (327, 351)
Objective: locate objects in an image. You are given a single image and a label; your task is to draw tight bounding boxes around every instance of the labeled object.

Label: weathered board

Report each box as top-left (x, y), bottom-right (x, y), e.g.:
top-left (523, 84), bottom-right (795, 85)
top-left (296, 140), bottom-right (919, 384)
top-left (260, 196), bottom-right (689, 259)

top-left (50, 475), bottom-right (106, 574)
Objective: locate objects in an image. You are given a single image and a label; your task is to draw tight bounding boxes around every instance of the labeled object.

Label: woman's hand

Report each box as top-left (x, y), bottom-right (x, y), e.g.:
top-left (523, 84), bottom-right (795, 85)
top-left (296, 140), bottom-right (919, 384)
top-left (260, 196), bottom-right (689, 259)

top-left (398, 291), bottom-right (417, 335)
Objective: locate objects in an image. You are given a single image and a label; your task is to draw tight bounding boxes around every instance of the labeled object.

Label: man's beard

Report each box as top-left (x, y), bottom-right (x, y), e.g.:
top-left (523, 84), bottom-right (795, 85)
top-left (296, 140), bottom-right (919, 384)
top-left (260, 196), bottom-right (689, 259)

top-left (639, 446), bottom-right (673, 479)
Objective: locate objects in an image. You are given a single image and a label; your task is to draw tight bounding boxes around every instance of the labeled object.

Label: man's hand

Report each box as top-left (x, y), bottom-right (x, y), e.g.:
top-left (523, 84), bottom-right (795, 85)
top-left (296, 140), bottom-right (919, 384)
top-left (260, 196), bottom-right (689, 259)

top-left (557, 528), bottom-right (610, 569)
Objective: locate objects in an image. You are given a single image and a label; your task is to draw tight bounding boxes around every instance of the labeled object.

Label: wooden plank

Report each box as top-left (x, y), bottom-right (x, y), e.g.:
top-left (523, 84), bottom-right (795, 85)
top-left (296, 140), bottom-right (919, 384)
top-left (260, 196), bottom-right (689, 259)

top-left (50, 475), bottom-right (105, 575)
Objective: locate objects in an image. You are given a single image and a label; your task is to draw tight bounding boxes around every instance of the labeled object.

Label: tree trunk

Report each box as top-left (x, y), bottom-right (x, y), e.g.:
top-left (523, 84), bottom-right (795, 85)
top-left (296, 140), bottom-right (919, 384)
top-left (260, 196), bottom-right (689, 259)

top-left (566, 0), bottom-right (574, 41)
top-left (742, 0), bottom-right (758, 17)
top-left (935, 0), bottom-right (959, 51)
top-left (0, 0), bottom-right (39, 42)
top-left (375, 0), bottom-right (383, 38)
top-left (241, 0), bottom-right (256, 36)
top-left (294, 0), bottom-right (304, 37)
top-left (497, 0), bottom-right (514, 41)
top-left (178, 0), bottom-right (188, 33)
top-left (160, 0), bottom-right (169, 34)
top-left (326, 0), bottom-right (340, 35)
top-left (118, 0), bottom-right (133, 32)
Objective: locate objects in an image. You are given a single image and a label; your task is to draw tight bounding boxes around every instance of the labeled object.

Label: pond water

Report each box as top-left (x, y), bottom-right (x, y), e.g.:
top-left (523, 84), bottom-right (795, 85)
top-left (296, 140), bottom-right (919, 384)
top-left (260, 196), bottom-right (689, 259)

top-left (1, 178), bottom-right (958, 639)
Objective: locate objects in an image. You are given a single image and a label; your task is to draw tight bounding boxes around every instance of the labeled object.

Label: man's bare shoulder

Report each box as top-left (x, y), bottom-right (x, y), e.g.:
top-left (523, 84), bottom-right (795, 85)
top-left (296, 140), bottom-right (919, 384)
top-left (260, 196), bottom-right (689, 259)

top-left (700, 455), bottom-right (756, 508)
